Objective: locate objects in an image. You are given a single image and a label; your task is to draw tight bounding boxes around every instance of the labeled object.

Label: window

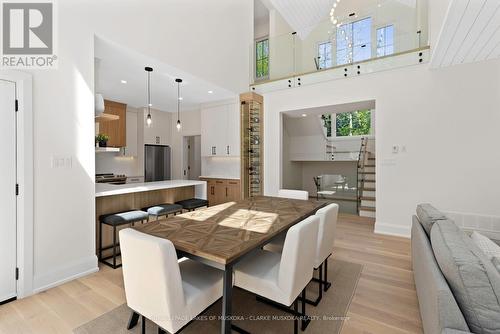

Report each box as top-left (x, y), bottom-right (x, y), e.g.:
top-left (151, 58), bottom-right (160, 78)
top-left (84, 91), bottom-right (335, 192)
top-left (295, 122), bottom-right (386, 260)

top-left (377, 25), bottom-right (394, 57)
top-left (321, 110), bottom-right (372, 138)
top-left (335, 110), bottom-right (371, 137)
top-left (336, 17), bottom-right (372, 65)
top-left (317, 41), bottom-right (332, 69)
top-left (255, 38), bottom-right (269, 79)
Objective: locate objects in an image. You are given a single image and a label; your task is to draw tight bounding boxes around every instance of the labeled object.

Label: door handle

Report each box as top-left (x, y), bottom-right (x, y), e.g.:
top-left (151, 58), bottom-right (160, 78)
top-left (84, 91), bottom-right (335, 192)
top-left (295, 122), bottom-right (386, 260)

top-left (227, 145), bottom-right (230, 155)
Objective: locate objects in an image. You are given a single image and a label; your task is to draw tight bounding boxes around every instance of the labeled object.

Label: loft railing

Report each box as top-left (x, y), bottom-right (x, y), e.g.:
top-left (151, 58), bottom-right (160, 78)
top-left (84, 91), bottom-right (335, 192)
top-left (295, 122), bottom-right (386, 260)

top-left (251, 0), bottom-right (429, 85)
top-left (356, 137), bottom-right (369, 214)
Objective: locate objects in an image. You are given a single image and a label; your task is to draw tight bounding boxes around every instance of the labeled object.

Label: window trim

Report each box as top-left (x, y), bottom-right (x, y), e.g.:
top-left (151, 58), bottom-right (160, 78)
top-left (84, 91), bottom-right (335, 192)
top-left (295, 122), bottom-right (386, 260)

top-left (254, 36), bottom-right (270, 81)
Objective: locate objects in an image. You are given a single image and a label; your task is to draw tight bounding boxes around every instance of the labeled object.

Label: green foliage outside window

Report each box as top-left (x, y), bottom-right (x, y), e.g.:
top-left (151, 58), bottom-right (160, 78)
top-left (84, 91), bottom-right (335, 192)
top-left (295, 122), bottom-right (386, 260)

top-left (336, 110), bottom-right (371, 136)
top-left (322, 110), bottom-right (371, 137)
top-left (256, 39), bottom-right (269, 79)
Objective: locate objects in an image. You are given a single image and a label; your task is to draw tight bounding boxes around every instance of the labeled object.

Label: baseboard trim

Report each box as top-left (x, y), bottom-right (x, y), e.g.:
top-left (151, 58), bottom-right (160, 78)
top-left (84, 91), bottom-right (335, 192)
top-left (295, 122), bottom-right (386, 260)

top-left (374, 222), bottom-right (410, 238)
top-left (33, 255), bottom-right (99, 294)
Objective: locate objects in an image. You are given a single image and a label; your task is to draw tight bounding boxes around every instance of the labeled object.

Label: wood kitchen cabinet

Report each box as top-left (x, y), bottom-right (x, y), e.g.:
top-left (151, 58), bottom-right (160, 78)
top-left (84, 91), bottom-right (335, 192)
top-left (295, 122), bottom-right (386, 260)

top-left (97, 100), bottom-right (127, 147)
top-left (201, 178), bottom-right (241, 206)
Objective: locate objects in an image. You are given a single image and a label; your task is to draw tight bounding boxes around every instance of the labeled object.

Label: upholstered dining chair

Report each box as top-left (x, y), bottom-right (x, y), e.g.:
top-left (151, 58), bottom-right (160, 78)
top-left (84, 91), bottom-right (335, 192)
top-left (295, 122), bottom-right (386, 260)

top-left (265, 203), bottom-right (339, 306)
top-left (119, 228), bottom-right (223, 334)
top-left (233, 215), bottom-right (320, 334)
top-left (277, 189), bottom-right (309, 200)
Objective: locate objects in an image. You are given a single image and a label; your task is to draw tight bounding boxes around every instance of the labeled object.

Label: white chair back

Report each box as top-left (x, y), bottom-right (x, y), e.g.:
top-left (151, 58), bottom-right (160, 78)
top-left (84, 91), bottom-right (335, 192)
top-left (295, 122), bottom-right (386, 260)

top-left (278, 215), bottom-right (319, 300)
top-left (120, 228), bottom-right (184, 325)
top-left (314, 203), bottom-right (339, 268)
top-left (278, 189), bottom-right (309, 200)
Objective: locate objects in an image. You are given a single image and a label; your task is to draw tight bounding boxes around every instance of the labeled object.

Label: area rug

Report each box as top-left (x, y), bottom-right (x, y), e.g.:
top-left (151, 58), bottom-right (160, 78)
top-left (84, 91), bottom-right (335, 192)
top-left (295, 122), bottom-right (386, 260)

top-left (74, 259), bottom-right (362, 334)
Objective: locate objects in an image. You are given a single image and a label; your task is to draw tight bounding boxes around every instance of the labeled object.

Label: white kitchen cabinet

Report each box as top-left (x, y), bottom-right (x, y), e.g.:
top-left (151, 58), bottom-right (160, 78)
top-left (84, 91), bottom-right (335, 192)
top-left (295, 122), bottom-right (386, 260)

top-left (201, 103), bottom-right (240, 157)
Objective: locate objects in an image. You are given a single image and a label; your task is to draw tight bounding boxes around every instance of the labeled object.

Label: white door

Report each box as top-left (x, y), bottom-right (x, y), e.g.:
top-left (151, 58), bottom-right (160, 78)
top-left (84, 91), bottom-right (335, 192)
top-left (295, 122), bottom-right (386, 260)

top-left (0, 79), bottom-right (17, 302)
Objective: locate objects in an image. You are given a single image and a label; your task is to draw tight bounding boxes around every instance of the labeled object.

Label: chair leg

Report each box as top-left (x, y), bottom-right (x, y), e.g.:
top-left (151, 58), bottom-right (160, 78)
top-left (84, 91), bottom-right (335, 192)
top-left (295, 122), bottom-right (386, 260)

top-left (293, 299), bottom-right (298, 334)
top-left (141, 315), bottom-right (146, 334)
top-left (112, 225), bottom-right (117, 268)
top-left (301, 265), bottom-right (323, 307)
top-left (127, 311), bottom-right (140, 330)
top-left (324, 258), bottom-right (332, 291)
top-left (300, 289), bottom-right (311, 331)
top-left (98, 222), bottom-right (102, 261)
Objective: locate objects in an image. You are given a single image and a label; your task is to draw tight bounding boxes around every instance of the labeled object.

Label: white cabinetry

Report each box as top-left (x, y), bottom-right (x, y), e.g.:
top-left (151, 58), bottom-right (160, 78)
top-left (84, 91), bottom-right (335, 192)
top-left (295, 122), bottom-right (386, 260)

top-left (201, 102), bottom-right (240, 157)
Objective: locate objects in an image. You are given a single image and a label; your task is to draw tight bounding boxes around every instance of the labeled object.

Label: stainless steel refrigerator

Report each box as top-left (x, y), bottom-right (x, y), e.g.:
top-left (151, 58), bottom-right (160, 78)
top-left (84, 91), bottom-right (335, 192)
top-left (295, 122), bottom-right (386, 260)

top-left (144, 144), bottom-right (171, 182)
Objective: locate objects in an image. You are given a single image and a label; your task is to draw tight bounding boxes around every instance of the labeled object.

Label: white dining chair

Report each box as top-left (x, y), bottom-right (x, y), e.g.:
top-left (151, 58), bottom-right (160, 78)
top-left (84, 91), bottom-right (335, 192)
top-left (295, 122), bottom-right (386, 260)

top-left (265, 189), bottom-right (310, 253)
top-left (233, 215), bottom-right (320, 334)
top-left (119, 228), bottom-right (223, 334)
top-left (265, 203), bottom-right (339, 306)
top-left (277, 189), bottom-right (309, 200)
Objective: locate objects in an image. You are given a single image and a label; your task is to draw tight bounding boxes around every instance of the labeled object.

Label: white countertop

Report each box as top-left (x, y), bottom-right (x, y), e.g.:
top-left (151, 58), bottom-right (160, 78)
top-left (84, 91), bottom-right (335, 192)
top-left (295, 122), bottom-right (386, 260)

top-left (95, 180), bottom-right (206, 197)
top-left (199, 175), bottom-right (240, 180)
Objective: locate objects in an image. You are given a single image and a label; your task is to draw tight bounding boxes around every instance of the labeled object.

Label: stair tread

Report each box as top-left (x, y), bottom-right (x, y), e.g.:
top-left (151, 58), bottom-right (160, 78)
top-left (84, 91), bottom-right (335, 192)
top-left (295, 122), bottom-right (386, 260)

top-left (361, 172), bottom-right (375, 175)
top-left (359, 206), bottom-right (376, 212)
top-left (363, 188), bottom-right (376, 191)
top-left (361, 196), bottom-right (376, 201)
top-left (364, 165), bottom-right (375, 167)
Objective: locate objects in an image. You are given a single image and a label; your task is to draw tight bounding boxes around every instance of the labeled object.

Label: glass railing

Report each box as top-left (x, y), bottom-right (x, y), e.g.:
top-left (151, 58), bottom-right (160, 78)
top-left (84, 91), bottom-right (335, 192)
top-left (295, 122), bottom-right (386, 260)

top-left (251, 0), bottom-right (429, 84)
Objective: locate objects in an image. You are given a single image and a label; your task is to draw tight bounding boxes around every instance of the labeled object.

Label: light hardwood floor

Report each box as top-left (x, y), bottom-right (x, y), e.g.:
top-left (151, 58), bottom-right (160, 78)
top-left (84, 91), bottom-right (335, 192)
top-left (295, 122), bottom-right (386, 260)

top-left (0, 214), bottom-right (422, 334)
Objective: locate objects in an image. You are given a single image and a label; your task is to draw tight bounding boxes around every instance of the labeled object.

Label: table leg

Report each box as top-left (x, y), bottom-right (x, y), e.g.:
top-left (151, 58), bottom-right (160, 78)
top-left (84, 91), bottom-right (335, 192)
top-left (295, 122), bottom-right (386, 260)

top-left (221, 264), bottom-right (233, 334)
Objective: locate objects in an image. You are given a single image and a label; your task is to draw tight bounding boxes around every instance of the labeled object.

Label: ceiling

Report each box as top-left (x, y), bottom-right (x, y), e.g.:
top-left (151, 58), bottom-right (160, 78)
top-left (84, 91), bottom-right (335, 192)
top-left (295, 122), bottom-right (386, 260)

top-left (94, 36), bottom-right (236, 112)
top-left (431, 0), bottom-right (500, 68)
top-left (267, 0), bottom-right (417, 39)
top-left (255, 0), bottom-right (269, 23)
top-left (283, 100), bottom-right (376, 118)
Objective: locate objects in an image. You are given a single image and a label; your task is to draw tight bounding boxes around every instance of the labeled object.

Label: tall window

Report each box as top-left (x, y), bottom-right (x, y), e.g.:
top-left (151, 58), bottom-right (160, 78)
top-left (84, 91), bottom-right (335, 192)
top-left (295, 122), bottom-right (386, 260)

top-left (336, 17), bottom-right (372, 65)
top-left (317, 41), bottom-right (332, 69)
top-left (377, 25), bottom-right (394, 57)
top-left (255, 38), bottom-right (269, 80)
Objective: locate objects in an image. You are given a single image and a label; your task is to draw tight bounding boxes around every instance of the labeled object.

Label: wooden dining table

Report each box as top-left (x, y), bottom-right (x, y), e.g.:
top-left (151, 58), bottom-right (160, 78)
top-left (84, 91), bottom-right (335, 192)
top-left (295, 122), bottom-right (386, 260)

top-left (133, 195), bottom-right (327, 334)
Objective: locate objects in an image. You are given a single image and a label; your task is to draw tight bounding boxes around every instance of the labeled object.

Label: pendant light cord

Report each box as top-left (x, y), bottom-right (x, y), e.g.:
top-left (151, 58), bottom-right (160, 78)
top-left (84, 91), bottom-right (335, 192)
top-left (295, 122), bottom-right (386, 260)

top-left (148, 71), bottom-right (151, 115)
top-left (177, 81), bottom-right (180, 122)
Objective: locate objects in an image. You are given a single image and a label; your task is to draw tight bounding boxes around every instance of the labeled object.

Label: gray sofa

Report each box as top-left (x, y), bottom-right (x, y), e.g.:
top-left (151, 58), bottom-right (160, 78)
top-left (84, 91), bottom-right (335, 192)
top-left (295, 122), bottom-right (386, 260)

top-left (412, 204), bottom-right (500, 334)
top-left (412, 215), bottom-right (472, 334)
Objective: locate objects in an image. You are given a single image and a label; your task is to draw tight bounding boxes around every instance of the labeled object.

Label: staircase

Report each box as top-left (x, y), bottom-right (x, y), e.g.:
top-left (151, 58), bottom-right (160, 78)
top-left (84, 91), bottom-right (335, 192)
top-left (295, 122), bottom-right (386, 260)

top-left (357, 142), bottom-right (376, 218)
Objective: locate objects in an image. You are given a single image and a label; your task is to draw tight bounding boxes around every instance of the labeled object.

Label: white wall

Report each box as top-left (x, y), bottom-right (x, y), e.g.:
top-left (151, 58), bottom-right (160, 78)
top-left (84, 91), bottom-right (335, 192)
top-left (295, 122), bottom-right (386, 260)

top-left (171, 110), bottom-right (202, 179)
top-left (21, 0), bottom-right (252, 294)
top-left (264, 57), bottom-right (500, 238)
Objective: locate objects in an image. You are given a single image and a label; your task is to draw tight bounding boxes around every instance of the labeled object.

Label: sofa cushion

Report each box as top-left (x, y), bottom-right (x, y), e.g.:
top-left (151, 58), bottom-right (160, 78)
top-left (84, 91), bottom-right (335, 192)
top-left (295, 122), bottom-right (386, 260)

top-left (416, 203), bottom-right (448, 236)
top-left (431, 220), bottom-right (500, 334)
top-left (492, 257), bottom-right (500, 274)
top-left (471, 231), bottom-right (500, 260)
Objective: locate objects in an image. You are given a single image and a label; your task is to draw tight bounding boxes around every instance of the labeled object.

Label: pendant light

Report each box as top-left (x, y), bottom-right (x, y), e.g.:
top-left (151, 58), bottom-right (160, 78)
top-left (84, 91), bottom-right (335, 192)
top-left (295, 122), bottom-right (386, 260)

top-left (175, 78), bottom-right (183, 131)
top-left (145, 67), bottom-right (153, 127)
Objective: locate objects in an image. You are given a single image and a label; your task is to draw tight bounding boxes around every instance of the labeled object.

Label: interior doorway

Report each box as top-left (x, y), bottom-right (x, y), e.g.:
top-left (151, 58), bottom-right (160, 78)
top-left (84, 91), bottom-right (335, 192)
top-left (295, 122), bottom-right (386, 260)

top-left (183, 135), bottom-right (201, 180)
top-left (0, 79), bottom-right (18, 303)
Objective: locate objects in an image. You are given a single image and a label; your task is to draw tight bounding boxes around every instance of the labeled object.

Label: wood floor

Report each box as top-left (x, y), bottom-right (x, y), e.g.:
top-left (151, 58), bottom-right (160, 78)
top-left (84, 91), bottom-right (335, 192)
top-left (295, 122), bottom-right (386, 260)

top-left (0, 214), bottom-right (422, 334)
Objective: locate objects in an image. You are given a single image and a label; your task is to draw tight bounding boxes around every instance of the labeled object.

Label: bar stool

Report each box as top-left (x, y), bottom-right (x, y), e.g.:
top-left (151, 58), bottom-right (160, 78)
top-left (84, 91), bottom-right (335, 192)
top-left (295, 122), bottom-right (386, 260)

top-left (175, 198), bottom-right (209, 212)
top-left (98, 210), bottom-right (149, 269)
top-left (142, 203), bottom-right (183, 221)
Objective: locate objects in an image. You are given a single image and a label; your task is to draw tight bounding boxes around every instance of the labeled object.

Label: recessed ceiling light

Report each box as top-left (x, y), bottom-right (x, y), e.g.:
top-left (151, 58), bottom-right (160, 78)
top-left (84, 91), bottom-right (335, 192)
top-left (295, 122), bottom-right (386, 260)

top-left (121, 80), bottom-right (127, 84)
top-left (302, 113), bottom-right (307, 117)
top-left (208, 90), bottom-right (214, 94)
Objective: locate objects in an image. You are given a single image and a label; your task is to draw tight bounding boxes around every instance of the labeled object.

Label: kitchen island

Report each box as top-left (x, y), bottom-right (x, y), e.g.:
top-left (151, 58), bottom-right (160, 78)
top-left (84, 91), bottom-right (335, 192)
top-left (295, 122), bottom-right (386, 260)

top-left (95, 180), bottom-right (207, 257)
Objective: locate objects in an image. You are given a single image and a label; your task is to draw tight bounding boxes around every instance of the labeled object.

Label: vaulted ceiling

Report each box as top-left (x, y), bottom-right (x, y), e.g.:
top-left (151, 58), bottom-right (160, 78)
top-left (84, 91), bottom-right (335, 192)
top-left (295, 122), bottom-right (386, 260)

top-left (431, 0), bottom-right (500, 68)
top-left (267, 0), bottom-right (417, 39)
